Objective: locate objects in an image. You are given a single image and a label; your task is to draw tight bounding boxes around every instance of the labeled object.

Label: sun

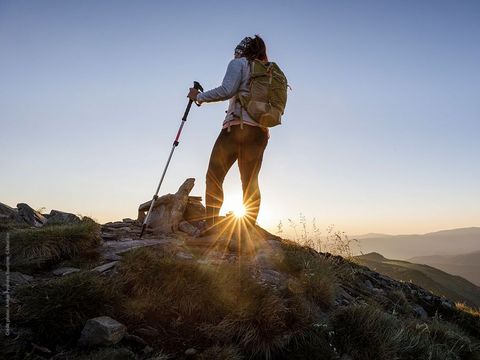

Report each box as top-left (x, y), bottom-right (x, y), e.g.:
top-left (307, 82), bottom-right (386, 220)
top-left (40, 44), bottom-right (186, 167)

top-left (233, 204), bottom-right (246, 218)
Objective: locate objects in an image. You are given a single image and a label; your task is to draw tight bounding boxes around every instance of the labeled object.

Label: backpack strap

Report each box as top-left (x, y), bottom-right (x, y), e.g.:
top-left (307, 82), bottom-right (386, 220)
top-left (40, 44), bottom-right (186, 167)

top-left (236, 60), bottom-right (255, 130)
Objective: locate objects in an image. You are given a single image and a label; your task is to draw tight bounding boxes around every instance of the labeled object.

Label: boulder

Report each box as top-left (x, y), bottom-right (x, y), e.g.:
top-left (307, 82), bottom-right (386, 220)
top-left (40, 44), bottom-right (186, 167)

top-left (137, 178), bottom-right (196, 234)
top-left (78, 316), bottom-right (126, 347)
top-left (178, 220), bottom-right (200, 236)
top-left (45, 210), bottom-right (81, 225)
top-left (183, 196), bottom-right (206, 224)
top-left (17, 203), bottom-right (47, 227)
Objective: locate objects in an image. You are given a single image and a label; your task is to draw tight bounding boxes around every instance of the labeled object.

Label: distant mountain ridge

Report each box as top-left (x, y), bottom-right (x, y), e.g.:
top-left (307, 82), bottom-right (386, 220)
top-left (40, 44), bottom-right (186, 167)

top-left (355, 227), bottom-right (480, 259)
top-left (410, 250), bottom-right (480, 286)
top-left (356, 252), bottom-right (480, 309)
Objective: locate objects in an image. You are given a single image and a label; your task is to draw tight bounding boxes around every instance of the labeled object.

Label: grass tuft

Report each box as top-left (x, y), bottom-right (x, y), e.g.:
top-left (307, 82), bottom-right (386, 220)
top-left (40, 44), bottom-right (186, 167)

top-left (14, 272), bottom-right (120, 346)
top-left (198, 345), bottom-right (243, 360)
top-left (1, 218), bottom-right (101, 270)
top-left (275, 240), bottom-right (337, 309)
top-left (331, 304), bottom-right (480, 360)
top-left (331, 304), bottom-right (403, 360)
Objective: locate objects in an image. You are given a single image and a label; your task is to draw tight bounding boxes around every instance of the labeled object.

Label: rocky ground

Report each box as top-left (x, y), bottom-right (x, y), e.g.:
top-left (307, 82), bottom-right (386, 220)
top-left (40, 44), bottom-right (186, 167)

top-left (1, 191), bottom-right (480, 359)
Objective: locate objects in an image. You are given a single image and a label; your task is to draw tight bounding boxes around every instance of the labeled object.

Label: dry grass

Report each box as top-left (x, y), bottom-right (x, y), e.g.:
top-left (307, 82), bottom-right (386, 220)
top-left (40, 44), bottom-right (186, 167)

top-left (198, 345), bottom-right (243, 360)
top-left (114, 246), bottom-right (324, 359)
top-left (274, 240), bottom-right (337, 309)
top-left (1, 218), bottom-right (101, 270)
top-left (276, 216), bottom-right (361, 258)
top-left (331, 304), bottom-right (480, 360)
top-left (453, 302), bottom-right (480, 340)
top-left (14, 272), bottom-right (119, 347)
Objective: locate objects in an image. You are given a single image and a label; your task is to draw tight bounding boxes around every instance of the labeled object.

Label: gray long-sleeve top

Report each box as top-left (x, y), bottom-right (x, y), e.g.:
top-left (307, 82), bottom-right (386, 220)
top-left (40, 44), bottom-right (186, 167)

top-left (197, 57), bottom-right (258, 127)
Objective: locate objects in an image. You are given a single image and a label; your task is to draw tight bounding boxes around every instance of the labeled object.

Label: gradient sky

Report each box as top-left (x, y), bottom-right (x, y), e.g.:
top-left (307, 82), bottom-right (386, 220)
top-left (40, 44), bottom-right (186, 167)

top-left (1, 0), bottom-right (479, 236)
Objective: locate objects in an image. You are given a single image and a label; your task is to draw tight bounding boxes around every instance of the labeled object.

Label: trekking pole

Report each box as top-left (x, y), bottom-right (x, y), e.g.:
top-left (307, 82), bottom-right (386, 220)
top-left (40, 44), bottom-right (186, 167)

top-left (139, 81), bottom-right (204, 238)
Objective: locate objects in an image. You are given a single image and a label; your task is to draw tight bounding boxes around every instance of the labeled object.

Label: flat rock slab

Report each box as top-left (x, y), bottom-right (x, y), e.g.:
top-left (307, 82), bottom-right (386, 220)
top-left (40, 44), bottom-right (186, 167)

top-left (185, 236), bottom-right (219, 248)
top-left (52, 267), bottom-right (81, 276)
top-left (0, 271), bottom-right (33, 287)
top-left (101, 238), bottom-right (179, 259)
top-left (91, 261), bottom-right (119, 273)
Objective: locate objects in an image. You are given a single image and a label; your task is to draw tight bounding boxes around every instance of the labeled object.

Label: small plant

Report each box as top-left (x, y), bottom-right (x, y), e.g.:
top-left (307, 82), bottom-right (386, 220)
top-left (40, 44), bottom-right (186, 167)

top-left (277, 215), bottom-right (361, 258)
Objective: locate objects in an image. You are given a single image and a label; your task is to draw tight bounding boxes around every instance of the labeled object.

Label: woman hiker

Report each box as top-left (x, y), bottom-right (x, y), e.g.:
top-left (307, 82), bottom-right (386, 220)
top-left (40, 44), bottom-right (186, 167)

top-left (187, 35), bottom-right (270, 238)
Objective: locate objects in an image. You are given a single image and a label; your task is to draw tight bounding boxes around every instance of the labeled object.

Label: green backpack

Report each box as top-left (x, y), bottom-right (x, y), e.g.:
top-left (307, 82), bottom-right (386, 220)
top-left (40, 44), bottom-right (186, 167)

top-left (238, 59), bottom-right (289, 128)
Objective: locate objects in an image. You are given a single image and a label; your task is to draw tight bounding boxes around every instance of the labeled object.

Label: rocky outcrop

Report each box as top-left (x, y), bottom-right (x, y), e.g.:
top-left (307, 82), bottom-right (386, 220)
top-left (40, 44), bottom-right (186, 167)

top-left (0, 202), bottom-right (21, 223)
top-left (45, 210), bottom-right (81, 225)
top-left (0, 203), bottom-right (82, 229)
top-left (17, 203), bottom-right (47, 227)
top-left (137, 178), bottom-right (206, 235)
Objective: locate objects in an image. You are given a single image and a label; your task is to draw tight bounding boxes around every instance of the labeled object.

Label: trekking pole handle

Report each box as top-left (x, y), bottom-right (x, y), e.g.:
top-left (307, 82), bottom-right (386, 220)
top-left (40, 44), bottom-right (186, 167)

top-left (193, 81), bottom-right (204, 107)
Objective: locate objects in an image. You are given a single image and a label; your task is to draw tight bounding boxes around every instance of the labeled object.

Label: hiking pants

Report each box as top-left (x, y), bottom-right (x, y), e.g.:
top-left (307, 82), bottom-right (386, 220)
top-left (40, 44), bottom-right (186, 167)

top-left (205, 124), bottom-right (269, 227)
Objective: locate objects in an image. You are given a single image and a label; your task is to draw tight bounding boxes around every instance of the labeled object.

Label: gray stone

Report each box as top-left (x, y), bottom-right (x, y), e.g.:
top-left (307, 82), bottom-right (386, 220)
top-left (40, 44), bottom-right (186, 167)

top-left (17, 203), bottom-right (47, 227)
top-left (183, 197), bottom-right (206, 223)
top-left (142, 346), bottom-right (154, 354)
top-left (412, 304), bottom-right (428, 320)
top-left (185, 348), bottom-right (197, 356)
top-left (123, 333), bottom-right (147, 346)
top-left (135, 326), bottom-right (160, 338)
top-left (176, 251), bottom-right (194, 260)
top-left (364, 280), bottom-right (374, 289)
top-left (441, 300), bottom-right (454, 310)
top-left (101, 239), bottom-right (173, 259)
top-left (78, 316), bottom-right (126, 347)
top-left (52, 267), bottom-right (81, 276)
top-left (45, 210), bottom-right (81, 225)
top-left (258, 268), bottom-right (285, 288)
top-left (178, 221), bottom-right (200, 236)
top-left (91, 261), bottom-right (118, 273)
top-left (0, 271), bottom-right (33, 287)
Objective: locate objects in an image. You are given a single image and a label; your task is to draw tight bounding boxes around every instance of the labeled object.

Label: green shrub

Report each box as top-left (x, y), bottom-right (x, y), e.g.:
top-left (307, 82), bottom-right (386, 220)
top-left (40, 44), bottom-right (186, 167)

top-left (1, 218), bottom-right (101, 270)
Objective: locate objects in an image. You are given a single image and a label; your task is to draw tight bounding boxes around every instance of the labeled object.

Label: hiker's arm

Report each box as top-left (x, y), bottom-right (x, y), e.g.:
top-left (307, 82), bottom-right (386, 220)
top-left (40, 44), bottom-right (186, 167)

top-left (196, 59), bottom-right (242, 103)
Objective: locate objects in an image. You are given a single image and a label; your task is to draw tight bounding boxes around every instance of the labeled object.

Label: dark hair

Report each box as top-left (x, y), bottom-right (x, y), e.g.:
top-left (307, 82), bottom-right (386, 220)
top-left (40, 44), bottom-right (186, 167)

top-left (236, 35), bottom-right (267, 61)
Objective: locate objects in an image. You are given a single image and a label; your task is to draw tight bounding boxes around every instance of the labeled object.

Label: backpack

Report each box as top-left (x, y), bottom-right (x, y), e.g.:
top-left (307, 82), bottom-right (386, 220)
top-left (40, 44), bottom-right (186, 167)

top-left (237, 59), bottom-right (288, 128)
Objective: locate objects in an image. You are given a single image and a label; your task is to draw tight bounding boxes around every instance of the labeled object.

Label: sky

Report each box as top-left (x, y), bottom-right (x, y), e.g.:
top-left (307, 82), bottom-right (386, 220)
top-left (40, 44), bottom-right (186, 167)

top-left (1, 0), bottom-right (479, 236)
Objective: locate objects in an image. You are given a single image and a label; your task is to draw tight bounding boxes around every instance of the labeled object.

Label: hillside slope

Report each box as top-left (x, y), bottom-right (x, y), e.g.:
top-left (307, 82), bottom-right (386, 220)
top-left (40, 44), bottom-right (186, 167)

top-left (1, 210), bottom-right (480, 359)
top-left (356, 252), bottom-right (480, 308)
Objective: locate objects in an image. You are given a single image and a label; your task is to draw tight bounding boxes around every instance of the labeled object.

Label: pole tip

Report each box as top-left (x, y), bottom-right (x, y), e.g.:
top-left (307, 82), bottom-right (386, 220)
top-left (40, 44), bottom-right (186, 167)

top-left (139, 224), bottom-right (146, 239)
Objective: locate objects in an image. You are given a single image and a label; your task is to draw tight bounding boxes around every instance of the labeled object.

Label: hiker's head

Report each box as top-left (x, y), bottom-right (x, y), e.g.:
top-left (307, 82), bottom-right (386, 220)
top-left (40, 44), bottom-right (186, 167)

top-left (234, 35), bottom-right (267, 61)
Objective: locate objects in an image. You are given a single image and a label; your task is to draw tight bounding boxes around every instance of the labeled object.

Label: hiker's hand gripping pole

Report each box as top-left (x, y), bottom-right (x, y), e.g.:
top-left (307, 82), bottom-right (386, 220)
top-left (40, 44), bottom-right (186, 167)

top-left (139, 81), bottom-right (204, 238)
